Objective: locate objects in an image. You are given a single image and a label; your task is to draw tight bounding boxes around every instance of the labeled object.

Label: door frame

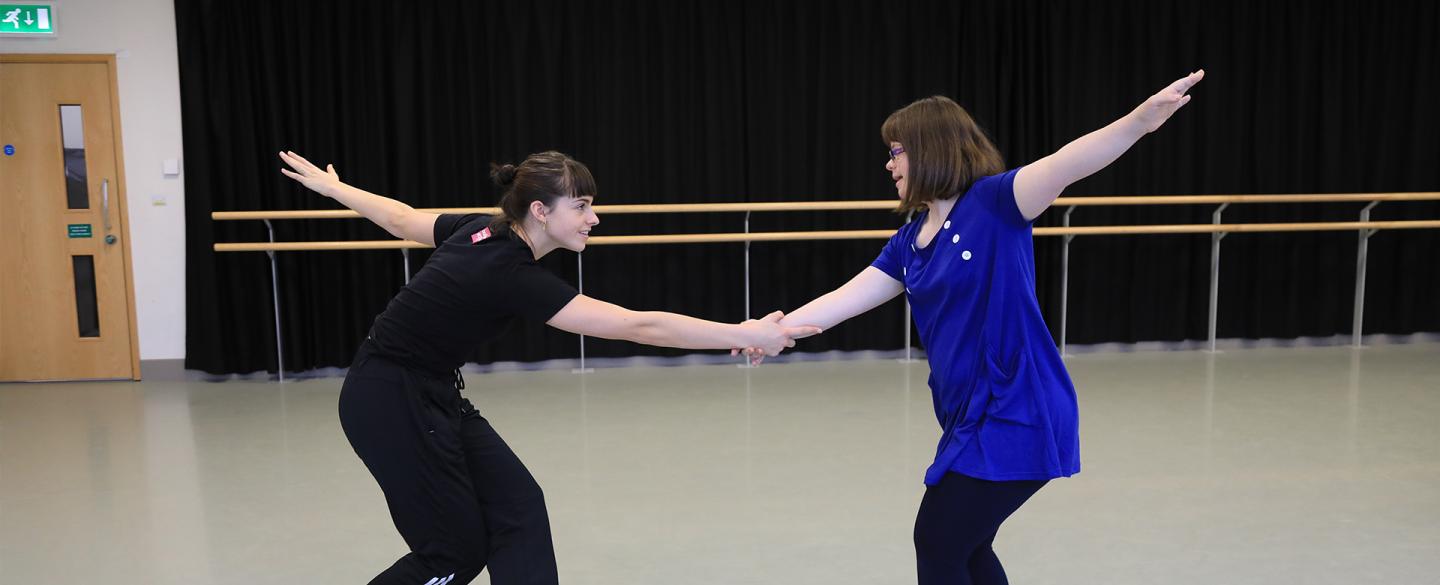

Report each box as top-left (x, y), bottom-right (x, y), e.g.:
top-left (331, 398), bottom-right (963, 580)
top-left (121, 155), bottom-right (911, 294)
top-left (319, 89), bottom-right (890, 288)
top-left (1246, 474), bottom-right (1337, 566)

top-left (2, 53), bottom-right (141, 380)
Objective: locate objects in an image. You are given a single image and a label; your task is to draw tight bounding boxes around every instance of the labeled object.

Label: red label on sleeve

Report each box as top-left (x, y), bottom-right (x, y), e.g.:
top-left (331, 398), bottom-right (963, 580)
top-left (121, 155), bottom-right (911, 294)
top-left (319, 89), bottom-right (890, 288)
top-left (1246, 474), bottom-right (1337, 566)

top-left (471, 227), bottom-right (492, 244)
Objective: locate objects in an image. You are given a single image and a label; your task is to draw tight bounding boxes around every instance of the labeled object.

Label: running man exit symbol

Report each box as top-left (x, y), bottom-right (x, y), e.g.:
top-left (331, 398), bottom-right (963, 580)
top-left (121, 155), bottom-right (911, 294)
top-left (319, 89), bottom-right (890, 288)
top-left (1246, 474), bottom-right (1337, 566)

top-left (0, 4), bottom-right (54, 34)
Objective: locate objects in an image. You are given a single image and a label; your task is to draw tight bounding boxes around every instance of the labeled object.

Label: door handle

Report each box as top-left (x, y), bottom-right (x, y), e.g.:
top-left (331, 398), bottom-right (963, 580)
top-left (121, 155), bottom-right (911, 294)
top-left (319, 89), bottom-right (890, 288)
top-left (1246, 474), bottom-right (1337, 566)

top-left (102, 179), bottom-right (112, 232)
top-left (102, 179), bottom-right (116, 245)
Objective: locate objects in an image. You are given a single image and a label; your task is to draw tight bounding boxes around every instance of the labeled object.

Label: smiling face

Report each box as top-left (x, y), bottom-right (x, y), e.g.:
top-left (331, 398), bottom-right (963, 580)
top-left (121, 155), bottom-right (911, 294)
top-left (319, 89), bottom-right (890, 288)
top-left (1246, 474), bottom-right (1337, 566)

top-left (886, 142), bottom-right (909, 199)
top-left (540, 195), bottom-right (599, 252)
top-left (495, 151), bottom-right (602, 257)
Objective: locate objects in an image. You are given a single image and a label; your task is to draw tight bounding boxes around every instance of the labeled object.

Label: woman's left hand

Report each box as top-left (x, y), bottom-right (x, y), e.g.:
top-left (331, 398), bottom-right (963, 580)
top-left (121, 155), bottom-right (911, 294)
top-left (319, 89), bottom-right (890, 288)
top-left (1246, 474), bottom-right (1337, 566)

top-left (1132, 70), bottom-right (1204, 133)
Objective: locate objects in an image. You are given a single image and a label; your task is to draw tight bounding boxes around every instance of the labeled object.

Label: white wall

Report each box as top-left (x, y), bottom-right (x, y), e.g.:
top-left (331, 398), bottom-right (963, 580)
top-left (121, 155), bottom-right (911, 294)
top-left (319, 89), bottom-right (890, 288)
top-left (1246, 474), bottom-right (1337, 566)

top-left (2, 0), bottom-right (186, 360)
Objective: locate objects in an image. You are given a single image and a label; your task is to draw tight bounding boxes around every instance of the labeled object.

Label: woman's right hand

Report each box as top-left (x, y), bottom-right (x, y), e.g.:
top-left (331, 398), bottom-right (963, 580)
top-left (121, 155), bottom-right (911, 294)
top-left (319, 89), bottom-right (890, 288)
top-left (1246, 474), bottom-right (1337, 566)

top-left (739, 311), bottom-right (822, 359)
top-left (278, 150), bottom-right (344, 198)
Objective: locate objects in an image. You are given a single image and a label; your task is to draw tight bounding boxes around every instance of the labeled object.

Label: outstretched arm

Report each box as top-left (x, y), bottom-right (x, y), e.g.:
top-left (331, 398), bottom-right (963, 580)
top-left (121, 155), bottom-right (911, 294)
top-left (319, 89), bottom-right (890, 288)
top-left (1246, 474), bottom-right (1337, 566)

top-left (278, 150), bottom-right (440, 245)
top-left (780, 267), bottom-right (905, 331)
top-left (1013, 70), bottom-right (1205, 221)
top-left (734, 267), bottom-right (903, 364)
top-left (546, 295), bottom-right (822, 357)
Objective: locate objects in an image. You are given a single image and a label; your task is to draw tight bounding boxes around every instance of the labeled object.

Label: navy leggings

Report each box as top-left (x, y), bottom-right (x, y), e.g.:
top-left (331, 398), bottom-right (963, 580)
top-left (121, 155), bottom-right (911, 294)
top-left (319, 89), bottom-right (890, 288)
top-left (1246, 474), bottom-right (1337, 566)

top-left (339, 345), bottom-right (558, 585)
top-left (914, 472), bottom-right (1046, 585)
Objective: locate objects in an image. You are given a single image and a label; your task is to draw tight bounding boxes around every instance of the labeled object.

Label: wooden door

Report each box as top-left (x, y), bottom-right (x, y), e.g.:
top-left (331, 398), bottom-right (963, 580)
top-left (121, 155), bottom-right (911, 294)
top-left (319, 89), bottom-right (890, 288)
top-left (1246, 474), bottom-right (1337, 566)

top-left (1, 55), bottom-right (139, 381)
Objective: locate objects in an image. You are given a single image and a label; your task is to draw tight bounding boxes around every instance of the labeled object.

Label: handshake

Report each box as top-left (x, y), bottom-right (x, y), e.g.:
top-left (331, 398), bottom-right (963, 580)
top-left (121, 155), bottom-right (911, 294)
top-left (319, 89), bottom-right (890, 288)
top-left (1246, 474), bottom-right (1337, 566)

top-left (731, 311), bottom-right (822, 366)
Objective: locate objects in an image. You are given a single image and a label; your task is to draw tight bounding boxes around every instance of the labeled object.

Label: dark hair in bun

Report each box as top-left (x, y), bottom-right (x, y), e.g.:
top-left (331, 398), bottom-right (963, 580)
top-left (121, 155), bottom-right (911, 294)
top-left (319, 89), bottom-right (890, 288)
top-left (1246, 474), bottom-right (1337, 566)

top-left (489, 151), bottom-right (597, 230)
top-left (489, 163), bottom-right (518, 187)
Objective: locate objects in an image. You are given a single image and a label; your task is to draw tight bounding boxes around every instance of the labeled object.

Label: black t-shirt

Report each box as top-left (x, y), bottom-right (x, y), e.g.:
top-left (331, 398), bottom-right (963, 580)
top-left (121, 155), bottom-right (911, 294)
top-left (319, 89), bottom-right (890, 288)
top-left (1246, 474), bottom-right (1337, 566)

top-left (365, 214), bottom-right (579, 375)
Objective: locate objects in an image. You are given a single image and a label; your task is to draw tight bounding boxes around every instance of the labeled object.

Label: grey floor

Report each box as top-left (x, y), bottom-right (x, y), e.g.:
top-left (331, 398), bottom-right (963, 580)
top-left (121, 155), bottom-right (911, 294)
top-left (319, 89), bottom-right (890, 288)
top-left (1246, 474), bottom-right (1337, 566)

top-left (2, 343), bottom-right (1439, 584)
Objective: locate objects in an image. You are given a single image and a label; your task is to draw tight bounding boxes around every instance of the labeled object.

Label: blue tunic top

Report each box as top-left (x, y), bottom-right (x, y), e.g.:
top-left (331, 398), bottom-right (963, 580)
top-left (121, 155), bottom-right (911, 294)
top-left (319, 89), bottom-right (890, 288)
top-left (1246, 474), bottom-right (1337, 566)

top-left (872, 168), bottom-right (1080, 484)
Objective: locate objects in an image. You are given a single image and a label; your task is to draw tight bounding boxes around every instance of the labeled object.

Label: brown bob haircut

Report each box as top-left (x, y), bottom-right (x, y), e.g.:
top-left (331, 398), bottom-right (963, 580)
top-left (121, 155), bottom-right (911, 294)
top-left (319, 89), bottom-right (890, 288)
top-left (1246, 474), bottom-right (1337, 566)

top-left (882, 96), bottom-right (1005, 213)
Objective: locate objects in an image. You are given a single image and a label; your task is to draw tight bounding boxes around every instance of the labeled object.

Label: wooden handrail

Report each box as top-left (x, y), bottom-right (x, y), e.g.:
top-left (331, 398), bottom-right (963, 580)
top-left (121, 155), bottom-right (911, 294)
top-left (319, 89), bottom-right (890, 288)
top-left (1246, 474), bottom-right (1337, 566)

top-left (212, 220), bottom-right (1440, 252)
top-left (210, 192), bottom-right (1440, 221)
top-left (1047, 192), bottom-right (1440, 206)
top-left (213, 207), bottom-right (497, 221)
top-left (214, 191), bottom-right (1439, 376)
top-left (1033, 220), bottom-right (1440, 236)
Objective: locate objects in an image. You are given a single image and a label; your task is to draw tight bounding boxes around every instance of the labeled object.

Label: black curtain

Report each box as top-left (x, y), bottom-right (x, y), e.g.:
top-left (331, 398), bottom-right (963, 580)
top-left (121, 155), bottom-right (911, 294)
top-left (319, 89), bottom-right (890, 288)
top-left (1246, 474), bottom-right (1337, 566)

top-left (179, 0), bottom-right (1440, 374)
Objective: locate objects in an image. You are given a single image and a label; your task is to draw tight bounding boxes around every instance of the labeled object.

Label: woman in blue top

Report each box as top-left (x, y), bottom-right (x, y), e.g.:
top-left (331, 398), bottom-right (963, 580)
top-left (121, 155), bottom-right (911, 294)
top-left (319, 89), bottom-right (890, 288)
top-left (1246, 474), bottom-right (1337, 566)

top-left (745, 70), bottom-right (1204, 584)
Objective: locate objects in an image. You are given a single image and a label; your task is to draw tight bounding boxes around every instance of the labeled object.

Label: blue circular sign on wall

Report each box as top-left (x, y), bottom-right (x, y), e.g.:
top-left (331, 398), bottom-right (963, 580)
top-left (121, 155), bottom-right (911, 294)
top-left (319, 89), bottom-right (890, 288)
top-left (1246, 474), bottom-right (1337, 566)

top-left (3, 145), bottom-right (14, 156)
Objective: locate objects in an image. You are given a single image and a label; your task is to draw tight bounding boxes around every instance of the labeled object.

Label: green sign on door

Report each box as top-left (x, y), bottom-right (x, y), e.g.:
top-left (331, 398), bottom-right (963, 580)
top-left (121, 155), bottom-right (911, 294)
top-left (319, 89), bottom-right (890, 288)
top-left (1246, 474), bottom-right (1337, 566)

top-left (0, 4), bottom-right (54, 35)
top-left (67, 224), bottom-right (91, 238)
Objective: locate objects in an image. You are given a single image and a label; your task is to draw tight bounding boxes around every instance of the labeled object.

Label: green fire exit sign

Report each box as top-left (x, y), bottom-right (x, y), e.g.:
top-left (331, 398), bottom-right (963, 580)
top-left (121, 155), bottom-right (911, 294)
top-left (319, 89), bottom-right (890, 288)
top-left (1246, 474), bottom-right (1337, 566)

top-left (0, 4), bottom-right (55, 35)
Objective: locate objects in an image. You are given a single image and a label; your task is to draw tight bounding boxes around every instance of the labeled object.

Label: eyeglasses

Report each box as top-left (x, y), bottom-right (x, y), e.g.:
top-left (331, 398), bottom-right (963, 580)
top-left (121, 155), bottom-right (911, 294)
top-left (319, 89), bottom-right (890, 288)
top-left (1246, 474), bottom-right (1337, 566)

top-left (888, 145), bottom-right (905, 160)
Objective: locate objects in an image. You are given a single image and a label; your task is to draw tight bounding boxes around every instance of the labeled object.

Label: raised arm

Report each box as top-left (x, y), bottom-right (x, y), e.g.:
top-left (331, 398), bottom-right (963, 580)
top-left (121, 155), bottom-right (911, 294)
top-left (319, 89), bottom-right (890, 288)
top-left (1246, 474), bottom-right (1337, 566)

top-left (278, 150), bottom-right (440, 245)
top-left (1013, 70), bottom-right (1205, 221)
top-left (546, 295), bottom-right (822, 357)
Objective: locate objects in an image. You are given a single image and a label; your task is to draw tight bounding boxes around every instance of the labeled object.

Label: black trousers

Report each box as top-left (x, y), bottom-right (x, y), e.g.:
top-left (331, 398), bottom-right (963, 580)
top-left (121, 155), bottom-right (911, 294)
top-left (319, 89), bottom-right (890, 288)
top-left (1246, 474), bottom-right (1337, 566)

top-left (914, 472), bottom-right (1047, 585)
top-left (339, 345), bottom-right (558, 585)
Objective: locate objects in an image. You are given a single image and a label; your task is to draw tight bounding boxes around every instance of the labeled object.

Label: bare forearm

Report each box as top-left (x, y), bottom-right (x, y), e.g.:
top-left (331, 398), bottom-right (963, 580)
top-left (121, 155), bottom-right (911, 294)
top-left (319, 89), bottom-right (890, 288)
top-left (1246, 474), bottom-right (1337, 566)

top-left (1015, 111), bottom-right (1151, 220)
top-left (327, 183), bottom-right (417, 239)
top-left (1048, 69), bottom-right (1205, 186)
top-left (548, 295), bottom-right (808, 356)
top-left (628, 311), bottom-right (749, 349)
top-left (781, 290), bottom-right (853, 331)
top-left (780, 267), bottom-right (903, 331)
top-left (1046, 111), bottom-right (1149, 185)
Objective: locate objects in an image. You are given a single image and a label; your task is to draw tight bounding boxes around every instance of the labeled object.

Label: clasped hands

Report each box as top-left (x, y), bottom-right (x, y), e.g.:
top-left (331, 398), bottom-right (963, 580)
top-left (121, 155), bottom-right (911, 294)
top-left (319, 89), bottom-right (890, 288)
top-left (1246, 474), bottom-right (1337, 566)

top-left (732, 311), bottom-right (821, 366)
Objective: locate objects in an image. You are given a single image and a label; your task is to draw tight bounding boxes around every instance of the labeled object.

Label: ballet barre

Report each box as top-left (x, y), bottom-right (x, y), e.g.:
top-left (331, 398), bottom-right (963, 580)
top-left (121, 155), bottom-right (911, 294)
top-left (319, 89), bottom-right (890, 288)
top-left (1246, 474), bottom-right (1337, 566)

top-left (209, 193), bottom-right (1440, 222)
top-left (214, 193), bottom-right (1440, 379)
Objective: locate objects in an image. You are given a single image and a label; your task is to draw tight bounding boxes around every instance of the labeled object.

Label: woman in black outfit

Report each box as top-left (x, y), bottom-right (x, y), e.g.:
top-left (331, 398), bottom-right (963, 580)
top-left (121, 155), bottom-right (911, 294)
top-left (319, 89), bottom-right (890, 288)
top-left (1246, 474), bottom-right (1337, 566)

top-left (279, 150), bottom-right (818, 585)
